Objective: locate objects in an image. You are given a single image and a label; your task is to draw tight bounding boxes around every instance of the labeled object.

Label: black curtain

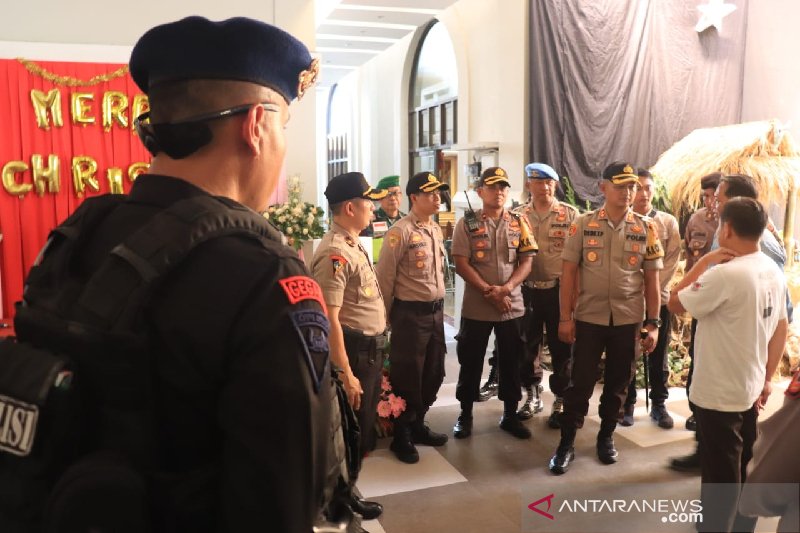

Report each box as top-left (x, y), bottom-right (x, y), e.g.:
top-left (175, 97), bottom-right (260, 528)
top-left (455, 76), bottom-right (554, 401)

top-left (529, 0), bottom-right (748, 204)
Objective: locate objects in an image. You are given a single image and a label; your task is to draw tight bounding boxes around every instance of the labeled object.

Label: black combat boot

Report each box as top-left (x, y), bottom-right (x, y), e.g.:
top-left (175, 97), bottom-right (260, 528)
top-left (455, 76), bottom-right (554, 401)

top-left (596, 420), bottom-right (618, 464)
top-left (547, 396), bottom-right (564, 429)
top-left (390, 422), bottom-right (419, 464)
top-left (477, 365), bottom-right (498, 402)
top-left (549, 426), bottom-right (576, 475)
top-left (410, 418), bottom-right (448, 446)
top-left (516, 384), bottom-right (544, 420)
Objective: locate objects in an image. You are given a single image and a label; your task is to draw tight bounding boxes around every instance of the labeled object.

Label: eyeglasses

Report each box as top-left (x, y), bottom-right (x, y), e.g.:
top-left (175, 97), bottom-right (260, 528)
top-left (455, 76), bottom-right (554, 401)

top-left (386, 191), bottom-right (403, 198)
top-left (133, 102), bottom-right (281, 159)
top-left (134, 102), bottom-right (281, 133)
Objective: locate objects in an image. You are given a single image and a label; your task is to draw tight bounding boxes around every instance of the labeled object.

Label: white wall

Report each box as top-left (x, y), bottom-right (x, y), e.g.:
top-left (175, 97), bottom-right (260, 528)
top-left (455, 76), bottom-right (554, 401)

top-left (0, 0), bottom-right (319, 203)
top-left (337, 0), bottom-right (528, 200)
top-left (741, 0), bottom-right (800, 234)
top-left (741, 0), bottom-right (800, 131)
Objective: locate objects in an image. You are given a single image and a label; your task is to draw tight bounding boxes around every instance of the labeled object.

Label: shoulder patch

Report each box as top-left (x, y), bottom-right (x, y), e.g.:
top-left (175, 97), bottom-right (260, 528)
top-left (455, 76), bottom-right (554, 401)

top-left (330, 254), bottom-right (347, 274)
top-left (388, 231), bottom-right (400, 248)
top-left (289, 310), bottom-right (330, 393)
top-left (279, 275), bottom-right (328, 313)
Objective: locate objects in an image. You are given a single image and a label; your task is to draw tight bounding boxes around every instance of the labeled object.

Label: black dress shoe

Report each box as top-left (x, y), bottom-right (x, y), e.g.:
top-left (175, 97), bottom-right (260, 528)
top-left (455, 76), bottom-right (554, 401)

top-left (685, 415), bottom-right (697, 431)
top-left (549, 446), bottom-right (575, 475)
top-left (349, 496), bottom-right (383, 520)
top-left (669, 451), bottom-right (701, 473)
top-left (499, 415), bottom-right (532, 439)
top-left (411, 422), bottom-right (449, 446)
top-left (453, 414), bottom-right (473, 439)
top-left (596, 435), bottom-right (618, 464)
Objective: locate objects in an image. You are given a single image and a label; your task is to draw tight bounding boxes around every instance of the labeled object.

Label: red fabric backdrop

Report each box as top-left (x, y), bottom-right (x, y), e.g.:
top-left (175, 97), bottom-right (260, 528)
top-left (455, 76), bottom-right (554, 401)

top-left (0, 59), bottom-right (151, 318)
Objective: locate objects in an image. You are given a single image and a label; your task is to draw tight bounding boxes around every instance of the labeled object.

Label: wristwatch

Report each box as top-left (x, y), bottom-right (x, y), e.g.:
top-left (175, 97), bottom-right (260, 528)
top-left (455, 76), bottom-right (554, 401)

top-left (643, 318), bottom-right (662, 328)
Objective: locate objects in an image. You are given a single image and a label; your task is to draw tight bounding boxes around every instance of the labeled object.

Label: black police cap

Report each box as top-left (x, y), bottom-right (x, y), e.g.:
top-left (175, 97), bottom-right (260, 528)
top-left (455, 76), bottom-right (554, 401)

top-left (602, 161), bottom-right (639, 185)
top-left (406, 172), bottom-right (449, 195)
top-left (129, 16), bottom-right (319, 103)
top-left (325, 172), bottom-right (388, 205)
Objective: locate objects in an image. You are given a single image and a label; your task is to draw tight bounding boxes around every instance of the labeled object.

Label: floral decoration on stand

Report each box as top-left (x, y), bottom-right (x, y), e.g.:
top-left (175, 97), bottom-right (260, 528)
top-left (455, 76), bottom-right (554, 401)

top-left (375, 364), bottom-right (406, 438)
top-left (263, 175), bottom-right (326, 250)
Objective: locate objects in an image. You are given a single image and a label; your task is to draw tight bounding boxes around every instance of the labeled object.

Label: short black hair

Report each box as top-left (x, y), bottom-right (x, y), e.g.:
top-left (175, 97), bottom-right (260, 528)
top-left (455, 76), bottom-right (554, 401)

top-left (637, 168), bottom-right (652, 179)
top-left (330, 201), bottom-right (346, 216)
top-left (720, 197), bottom-right (767, 241)
top-left (720, 174), bottom-right (758, 200)
top-left (700, 172), bottom-right (722, 191)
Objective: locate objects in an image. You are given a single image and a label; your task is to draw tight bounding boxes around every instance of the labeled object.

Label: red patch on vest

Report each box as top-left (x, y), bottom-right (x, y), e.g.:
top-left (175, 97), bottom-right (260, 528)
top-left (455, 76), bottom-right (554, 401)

top-left (279, 276), bottom-right (328, 313)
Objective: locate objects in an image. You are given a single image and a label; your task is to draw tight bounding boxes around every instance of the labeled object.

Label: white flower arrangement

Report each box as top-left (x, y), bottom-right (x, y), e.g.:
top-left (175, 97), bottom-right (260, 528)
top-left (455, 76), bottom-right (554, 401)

top-left (263, 175), bottom-right (326, 250)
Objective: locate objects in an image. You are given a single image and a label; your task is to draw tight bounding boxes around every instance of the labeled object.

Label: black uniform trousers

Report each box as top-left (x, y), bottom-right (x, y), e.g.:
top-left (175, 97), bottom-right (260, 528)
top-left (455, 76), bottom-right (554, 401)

top-left (520, 284), bottom-right (573, 396)
top-left (456, 317), bottom-right (524, 403)
top-left (342, 331), bottom-right (386, 454)
top-left (687, 317), bottom-right (699, 413)
top-left (388, 301), bottom-right (446, 424)
top-left (625, 304), bottom-right (671, 406)
top-left (694, 405), bottom-right (758, 533)
top-left (560, 320), bottom-right (639, 429)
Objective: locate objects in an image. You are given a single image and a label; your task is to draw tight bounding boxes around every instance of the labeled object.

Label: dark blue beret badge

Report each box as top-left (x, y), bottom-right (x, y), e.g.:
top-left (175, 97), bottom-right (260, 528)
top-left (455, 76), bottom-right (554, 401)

top-left (289, 310), bottom-right (330, 393)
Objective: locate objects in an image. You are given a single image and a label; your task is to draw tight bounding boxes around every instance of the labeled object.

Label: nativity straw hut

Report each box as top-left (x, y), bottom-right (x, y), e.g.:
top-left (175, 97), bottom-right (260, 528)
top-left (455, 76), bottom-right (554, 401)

top-left (651, 119), bottom-right (800, 249)
top-left (652, 119), bottom-right (800, 374)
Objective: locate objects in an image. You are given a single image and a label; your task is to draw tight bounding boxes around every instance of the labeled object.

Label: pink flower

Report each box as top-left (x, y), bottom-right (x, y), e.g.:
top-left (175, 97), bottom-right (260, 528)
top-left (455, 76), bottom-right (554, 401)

top-left (388, 393), bottom-right (406, 418)
top-left (377, 400), bottom-right (393, 418)
top-left (381, 375), bottom-right (391, 392)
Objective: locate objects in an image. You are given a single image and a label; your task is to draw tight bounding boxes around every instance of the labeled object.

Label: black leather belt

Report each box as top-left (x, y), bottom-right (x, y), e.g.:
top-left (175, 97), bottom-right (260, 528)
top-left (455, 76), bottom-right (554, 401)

top-left (523, 279), bottom-right (559, 289)
top-left (342, 327), bottom-right (388, 351)
top-left (394, 298), bottom-right (444, 314)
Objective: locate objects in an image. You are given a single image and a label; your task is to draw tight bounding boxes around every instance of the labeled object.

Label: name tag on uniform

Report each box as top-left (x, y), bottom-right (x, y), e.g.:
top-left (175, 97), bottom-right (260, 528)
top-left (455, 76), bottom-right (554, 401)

top-left (0, 394), bottom-right (39, 456)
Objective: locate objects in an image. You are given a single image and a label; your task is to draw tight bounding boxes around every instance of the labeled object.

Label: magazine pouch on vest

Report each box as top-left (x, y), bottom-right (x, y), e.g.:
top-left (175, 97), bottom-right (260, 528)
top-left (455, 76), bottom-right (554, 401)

top-left (0, 194), bottom-right (277, 533)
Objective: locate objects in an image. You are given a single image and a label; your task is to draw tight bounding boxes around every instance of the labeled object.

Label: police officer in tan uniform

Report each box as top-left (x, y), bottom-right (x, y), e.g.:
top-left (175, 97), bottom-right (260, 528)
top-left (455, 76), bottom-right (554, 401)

top-left (376, 171), bottom-right (450, 464)
top-left (514, 162), bottom-right (578, 427)
top-left (622, 169), bottom-right (681, 429)
top-left (678, 172), bottom-right (720, 434)
top-left (450, 167), bottom-right (537, 440)
top-left (549, 162), bottom-right (664, 475)
top-left (684, 173), bottom-right (721, 271)
top-left (313, 172), bottom-right (388, 452)
top-left (312, 171), bottom-right (388, 522)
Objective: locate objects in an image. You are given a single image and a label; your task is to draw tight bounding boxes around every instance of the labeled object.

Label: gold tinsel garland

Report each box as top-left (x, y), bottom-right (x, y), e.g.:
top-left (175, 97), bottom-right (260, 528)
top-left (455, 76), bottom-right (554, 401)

top-left (17, 58), bottom-right (129, 87)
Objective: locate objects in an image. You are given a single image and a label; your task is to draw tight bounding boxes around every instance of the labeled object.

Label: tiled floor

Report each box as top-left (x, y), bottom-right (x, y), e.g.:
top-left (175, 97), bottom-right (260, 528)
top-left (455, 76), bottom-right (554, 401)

top-left (358, 321), bottom-right (790, 533)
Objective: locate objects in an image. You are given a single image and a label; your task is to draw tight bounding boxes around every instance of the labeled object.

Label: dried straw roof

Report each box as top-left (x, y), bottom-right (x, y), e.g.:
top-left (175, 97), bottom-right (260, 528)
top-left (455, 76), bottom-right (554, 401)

top-left (651, 120), bottom-right (800, 212)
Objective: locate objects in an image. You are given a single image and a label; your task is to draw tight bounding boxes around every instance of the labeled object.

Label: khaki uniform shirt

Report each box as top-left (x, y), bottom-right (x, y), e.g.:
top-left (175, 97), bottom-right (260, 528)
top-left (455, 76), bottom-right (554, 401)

top-left (684, 207), bottom-right (718, 270)
top-left (515, 199), bottom-right (578, 282)
top-left (312, 221), bottom-right (387, 336)
top-left (451, 209), bottom-right (538, 322)
top-left (646, 209), bottom-right (681, 304)
top-left (562, 207), bottom-right (664, 326)
top-left (375, 210), bottom-right (447, 313)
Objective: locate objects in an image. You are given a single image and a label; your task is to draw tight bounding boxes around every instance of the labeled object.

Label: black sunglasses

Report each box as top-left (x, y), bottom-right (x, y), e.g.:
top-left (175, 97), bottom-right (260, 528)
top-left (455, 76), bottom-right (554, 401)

top-left (134, 102), bottom-right (281, 159)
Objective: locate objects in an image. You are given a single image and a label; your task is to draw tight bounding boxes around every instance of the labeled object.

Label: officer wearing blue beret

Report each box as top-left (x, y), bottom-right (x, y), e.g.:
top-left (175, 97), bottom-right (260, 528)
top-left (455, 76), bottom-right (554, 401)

top-left (14, 16), bottom-right (346, 533)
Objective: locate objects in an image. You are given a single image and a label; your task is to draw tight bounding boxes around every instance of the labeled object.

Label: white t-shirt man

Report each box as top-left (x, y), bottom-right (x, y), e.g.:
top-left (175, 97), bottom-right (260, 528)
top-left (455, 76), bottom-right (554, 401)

top-left (678, 251), bottom-right (787, 412)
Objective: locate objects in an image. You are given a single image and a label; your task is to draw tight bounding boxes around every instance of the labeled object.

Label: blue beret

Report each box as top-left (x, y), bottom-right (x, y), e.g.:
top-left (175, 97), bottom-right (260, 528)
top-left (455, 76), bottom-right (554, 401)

top-left (129, 16), bottom-right (319, 103)
top-left (525, 163), bottom-right (559, 181)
